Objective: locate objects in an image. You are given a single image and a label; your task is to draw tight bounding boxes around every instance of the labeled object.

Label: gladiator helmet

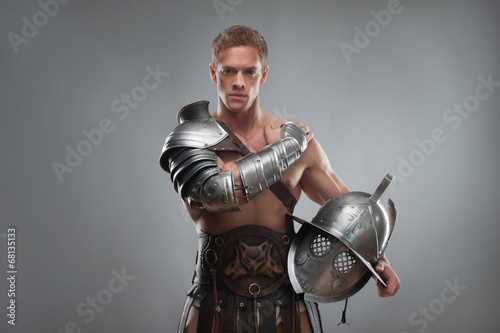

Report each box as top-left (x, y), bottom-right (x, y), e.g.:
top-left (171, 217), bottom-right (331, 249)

top-left (288, 173), bottom-right (397, 303)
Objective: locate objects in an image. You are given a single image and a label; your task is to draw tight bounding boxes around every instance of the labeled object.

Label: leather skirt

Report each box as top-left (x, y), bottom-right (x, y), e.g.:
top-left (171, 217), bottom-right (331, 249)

top-left (177, 225), bottom-right (323, 333)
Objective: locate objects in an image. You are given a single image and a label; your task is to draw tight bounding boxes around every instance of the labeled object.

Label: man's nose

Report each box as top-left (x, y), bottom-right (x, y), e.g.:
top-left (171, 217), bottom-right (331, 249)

top-left (233, 72), bottom-right (244, 88)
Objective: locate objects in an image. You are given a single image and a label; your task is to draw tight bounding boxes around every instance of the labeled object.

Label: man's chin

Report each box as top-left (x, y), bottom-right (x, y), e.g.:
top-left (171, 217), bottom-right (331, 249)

top-left (224, 100), bottom-right (250, 113)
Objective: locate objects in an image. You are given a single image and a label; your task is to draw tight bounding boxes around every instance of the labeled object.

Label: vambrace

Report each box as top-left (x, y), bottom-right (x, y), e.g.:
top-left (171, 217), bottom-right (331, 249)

top-left (234, 122), bottom-right (308, 201)
top-left (169, 147), bottom-right (241, 212)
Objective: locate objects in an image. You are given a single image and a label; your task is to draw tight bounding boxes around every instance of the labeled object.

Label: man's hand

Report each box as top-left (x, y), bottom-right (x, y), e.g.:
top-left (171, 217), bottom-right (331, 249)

top-left (374, 253), bottom-right (400, 297)
top-left (264, 122), bottom-right (313, 145)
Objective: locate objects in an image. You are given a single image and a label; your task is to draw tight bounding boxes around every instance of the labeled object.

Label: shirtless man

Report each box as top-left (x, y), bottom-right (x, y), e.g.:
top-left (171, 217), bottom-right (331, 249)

top-left (160, 25), bottom-right (400, 333)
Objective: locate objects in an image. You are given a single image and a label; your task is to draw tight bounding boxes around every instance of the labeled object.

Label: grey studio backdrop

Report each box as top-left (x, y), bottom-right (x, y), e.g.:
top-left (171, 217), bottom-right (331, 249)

top-left (1, 0), bottom-right (499, 332)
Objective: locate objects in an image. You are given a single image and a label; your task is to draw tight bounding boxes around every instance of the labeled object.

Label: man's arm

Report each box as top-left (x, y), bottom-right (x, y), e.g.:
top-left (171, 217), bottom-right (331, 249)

top-left (299, 138), bottom-right (350, 205)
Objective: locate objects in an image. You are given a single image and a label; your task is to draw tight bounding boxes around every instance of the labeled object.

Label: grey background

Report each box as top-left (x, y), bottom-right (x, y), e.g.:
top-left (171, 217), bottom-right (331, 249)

top-left (1, 0), bottom-right (499, 332)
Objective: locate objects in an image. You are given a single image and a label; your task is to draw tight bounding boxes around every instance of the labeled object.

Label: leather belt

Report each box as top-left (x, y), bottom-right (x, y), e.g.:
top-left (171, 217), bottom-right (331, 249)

top-left (194, 225), bottom-right (294, 299)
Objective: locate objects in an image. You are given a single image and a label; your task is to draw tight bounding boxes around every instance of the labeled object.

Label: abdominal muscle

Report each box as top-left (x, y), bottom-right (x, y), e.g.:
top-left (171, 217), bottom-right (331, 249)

top-left (190, 189), bottom-right (294, 235)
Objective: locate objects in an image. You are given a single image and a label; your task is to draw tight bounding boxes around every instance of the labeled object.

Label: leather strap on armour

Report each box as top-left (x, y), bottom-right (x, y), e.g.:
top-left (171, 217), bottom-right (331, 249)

top-left (213, 121), bottom-right (251, 155)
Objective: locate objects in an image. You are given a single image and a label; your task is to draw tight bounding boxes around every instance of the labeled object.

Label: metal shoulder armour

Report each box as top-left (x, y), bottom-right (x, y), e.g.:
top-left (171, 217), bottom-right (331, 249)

top-left (159, 100), bottom-right (228, 172)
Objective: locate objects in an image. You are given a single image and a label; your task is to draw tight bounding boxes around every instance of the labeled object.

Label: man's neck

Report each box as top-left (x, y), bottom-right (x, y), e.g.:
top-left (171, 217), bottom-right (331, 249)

top-left (214, 99), bottom-right (264, 137)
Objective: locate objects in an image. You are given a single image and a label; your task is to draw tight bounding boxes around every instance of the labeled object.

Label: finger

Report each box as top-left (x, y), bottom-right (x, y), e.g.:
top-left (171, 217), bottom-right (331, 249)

top-left (377, 270), bottom-right (400, 297)
top-left (306, 131), bottom-right (313, 142)
top-left (379, 278), bottom-right (400, 297)
top-left (391, 280), bottom-right (401, 295)
top-left (377, 280), bottom-right (393, 297)
top-left (375, 261), bottom-right (386, 274)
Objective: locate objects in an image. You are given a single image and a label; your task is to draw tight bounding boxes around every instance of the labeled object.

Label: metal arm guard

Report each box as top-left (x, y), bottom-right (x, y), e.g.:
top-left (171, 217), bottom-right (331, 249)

top-left (160, 101), bottom-right (308, 212)
top-left (167, 147), bottom-right (241, 212)
top-left (234, 122), bottom-right (308, 201)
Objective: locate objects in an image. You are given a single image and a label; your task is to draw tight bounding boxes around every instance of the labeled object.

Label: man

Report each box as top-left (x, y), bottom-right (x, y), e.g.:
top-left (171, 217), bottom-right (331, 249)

top-left (160, 25), bottom-right (400, 333)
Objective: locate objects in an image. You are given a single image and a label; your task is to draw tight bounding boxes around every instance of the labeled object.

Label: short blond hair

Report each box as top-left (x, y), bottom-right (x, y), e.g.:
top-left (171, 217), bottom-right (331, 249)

top-left (211, 25), bottom-right (268, 67)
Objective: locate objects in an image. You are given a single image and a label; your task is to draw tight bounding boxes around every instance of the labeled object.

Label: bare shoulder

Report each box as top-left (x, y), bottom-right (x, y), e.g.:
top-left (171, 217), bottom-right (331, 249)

top-left (261, 109), bottom-right (285, 126)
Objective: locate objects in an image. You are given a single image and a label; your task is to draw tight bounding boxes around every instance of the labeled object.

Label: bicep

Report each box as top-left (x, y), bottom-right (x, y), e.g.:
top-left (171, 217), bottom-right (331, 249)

top-left (299, 139), bottom-right (349, 205)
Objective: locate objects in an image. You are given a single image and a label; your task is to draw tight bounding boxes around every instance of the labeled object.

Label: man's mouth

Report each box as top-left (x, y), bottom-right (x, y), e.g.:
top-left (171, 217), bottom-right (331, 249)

top-left (229, 93), bottom-right (246, 100)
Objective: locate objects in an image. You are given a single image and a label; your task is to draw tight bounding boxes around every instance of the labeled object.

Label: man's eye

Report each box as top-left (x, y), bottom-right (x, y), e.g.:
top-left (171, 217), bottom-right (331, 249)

top-left (246, 70), bottom-right (256, 75)
top-left (223, 69), bottom-right (234, 74)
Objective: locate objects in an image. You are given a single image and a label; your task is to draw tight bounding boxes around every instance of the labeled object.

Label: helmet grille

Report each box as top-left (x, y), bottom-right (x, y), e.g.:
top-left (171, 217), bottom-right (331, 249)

top-left (310, 233), bottom-right (332, 257)
top-left (333, 251), bottom-right (356, 274)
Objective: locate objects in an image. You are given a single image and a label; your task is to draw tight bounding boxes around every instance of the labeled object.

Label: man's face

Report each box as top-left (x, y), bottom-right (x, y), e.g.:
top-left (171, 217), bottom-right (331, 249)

top-left (210, 46), bottom-right (268, 113)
